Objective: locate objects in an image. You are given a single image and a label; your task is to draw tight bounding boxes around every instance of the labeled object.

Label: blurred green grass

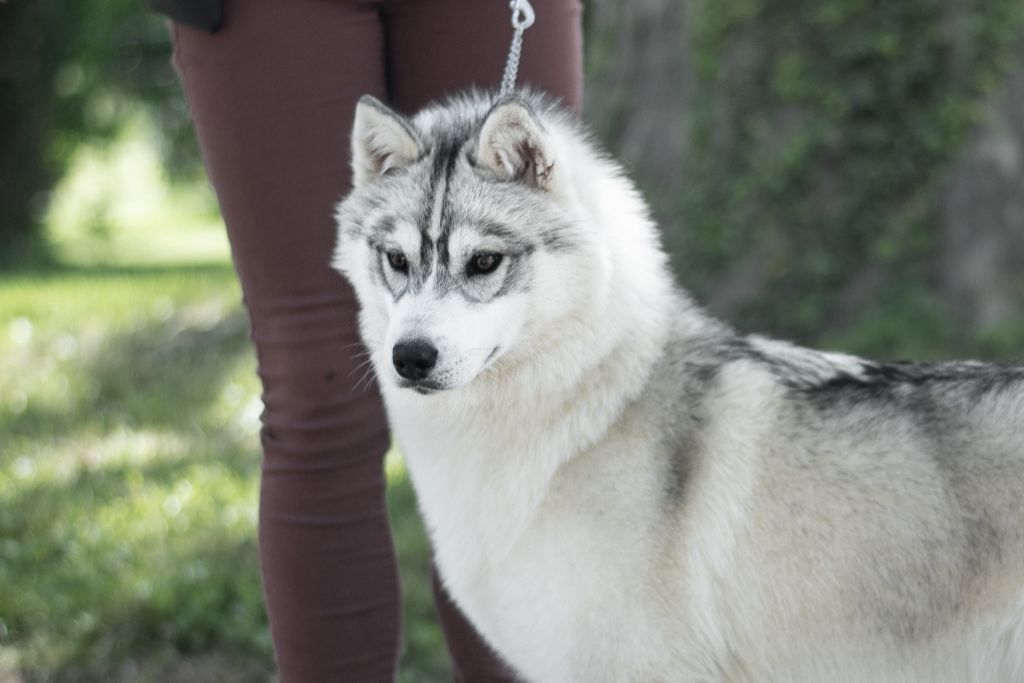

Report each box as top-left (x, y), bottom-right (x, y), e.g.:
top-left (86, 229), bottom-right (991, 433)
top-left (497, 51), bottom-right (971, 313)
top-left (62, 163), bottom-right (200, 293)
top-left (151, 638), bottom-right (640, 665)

top-left (0, 124), bottom-right (449, 682)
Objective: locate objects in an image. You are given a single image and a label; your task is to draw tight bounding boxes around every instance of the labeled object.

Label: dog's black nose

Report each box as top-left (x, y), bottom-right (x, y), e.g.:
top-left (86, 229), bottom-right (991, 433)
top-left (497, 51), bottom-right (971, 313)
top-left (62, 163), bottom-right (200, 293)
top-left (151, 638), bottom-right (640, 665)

top-left (393, 340), bottom-right (438, 381)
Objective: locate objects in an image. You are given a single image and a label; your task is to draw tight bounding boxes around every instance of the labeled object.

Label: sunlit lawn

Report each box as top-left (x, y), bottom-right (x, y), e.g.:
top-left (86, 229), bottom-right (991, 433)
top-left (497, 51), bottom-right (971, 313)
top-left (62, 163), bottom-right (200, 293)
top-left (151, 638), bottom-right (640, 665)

top-left (0, 123), bottom-right (449, 682)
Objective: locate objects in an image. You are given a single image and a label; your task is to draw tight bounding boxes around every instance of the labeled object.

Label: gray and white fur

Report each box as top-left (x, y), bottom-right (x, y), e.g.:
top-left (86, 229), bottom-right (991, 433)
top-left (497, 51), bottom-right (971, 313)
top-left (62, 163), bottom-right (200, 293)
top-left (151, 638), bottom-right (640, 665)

top-left (334, 89), bottom-right (1024, 682)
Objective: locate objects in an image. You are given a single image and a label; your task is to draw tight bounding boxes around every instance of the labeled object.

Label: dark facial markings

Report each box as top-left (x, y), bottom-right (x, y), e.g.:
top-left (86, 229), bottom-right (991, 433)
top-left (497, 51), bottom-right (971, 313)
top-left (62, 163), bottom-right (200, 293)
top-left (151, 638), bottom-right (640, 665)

top-left (425, 135), bottom-right (462, 247)
top-left (365, 114), bottom-right (545, 302)
top-left (492, 252), bottom-right (532, 299)
top-left (540, 224), bottom-right (577, 252)
top-left (480, 221), bottom-right (535, 253)
top-left (479, 221), bottom-right (517, 241)
top-left (436, 232), bottom-right (451, 270)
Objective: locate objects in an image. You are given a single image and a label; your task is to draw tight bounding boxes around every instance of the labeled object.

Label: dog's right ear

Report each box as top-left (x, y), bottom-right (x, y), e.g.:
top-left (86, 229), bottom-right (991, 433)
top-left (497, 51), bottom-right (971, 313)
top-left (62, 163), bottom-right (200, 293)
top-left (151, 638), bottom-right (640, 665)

top-left (351, 95), bottom-right (421, 189)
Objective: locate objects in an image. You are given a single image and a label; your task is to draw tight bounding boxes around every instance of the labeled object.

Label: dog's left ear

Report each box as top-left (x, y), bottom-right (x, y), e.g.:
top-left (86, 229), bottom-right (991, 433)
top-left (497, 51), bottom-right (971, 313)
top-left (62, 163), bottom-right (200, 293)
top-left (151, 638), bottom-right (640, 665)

top-left (476, 101), bottom-right (555, 190)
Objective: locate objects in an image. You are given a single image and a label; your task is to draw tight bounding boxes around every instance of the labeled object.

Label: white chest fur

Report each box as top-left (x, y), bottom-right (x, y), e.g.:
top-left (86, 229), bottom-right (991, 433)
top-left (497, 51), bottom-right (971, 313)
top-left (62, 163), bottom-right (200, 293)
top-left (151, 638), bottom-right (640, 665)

top-left (386, 390), bottom-right (690, 682)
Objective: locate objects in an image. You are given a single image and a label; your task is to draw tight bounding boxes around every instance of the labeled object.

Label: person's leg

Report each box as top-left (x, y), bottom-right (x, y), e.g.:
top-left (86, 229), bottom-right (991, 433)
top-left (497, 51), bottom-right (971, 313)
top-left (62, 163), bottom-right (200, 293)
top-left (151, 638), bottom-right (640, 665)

top-left (383, 1), bottom-right (584, 680)
top-left (171, 1), bottom-right (401, 680)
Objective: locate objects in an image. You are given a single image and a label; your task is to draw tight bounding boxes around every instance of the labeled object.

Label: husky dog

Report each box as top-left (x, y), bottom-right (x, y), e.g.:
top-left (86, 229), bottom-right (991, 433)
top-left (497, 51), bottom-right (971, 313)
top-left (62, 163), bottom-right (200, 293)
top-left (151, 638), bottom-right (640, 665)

top-left (333, 90), bottom-right (1024, 682)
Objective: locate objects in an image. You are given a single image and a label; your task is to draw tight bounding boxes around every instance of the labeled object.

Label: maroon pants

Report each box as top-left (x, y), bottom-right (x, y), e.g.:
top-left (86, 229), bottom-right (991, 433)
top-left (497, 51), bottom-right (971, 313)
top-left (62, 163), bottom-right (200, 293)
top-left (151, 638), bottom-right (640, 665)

top-left (171, 1), bottom-right (582, 680)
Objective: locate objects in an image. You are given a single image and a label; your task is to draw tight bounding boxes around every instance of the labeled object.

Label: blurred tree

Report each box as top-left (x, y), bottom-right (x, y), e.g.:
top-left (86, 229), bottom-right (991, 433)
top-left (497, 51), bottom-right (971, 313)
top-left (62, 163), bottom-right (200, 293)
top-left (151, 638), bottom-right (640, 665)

top-left (0, 0), bottom-right (195, 267)
top-left (586, 0), bottom-right (1024, 358)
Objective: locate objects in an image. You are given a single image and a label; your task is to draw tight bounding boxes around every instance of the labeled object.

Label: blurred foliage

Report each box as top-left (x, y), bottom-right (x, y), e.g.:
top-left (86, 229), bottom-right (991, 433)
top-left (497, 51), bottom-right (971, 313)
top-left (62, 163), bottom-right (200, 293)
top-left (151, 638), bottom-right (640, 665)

top-left (0, 0), bottom-right (195, 266)
top-left (45, 114), bottom-right (225, 267)
top-left (676, 0), bottom-right (1024, 354)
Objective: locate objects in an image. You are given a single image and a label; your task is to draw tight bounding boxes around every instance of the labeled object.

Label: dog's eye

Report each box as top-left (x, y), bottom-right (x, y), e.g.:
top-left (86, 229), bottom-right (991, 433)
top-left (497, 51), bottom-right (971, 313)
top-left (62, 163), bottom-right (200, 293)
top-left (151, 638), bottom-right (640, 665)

top-left (386, 250), bottom-right (409, 273)
top-left (467, 253), bottom-right (503, 277)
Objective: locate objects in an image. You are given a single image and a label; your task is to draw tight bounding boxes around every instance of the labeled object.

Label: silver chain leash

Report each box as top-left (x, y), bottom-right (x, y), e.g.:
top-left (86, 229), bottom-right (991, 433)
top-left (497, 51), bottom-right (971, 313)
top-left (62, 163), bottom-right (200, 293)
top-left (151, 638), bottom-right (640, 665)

top-left (499, 0), bottom-right (536, 96)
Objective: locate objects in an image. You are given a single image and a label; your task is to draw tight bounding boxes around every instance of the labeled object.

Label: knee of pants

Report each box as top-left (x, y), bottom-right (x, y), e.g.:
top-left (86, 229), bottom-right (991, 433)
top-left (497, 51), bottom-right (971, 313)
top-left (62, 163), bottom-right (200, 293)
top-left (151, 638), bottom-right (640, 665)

top-left (247, 298), bottom-right (389, 463)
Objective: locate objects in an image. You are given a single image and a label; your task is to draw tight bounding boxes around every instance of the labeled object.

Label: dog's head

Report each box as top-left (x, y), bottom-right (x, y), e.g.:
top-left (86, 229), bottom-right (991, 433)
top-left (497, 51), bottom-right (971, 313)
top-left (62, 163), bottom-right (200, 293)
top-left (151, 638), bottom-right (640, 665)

top-left (334, 91), bottom-right (604, 394)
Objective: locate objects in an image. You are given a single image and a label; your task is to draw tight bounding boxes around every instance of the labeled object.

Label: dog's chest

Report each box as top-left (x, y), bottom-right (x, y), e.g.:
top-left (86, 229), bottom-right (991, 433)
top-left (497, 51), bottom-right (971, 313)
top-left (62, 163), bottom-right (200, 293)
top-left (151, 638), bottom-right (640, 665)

top-left (393, 408), bottom-right (689, 681)
top-left (431, 471), bottom-right (673, 681)
top-left (464, 518), bottom-right (665, 681)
